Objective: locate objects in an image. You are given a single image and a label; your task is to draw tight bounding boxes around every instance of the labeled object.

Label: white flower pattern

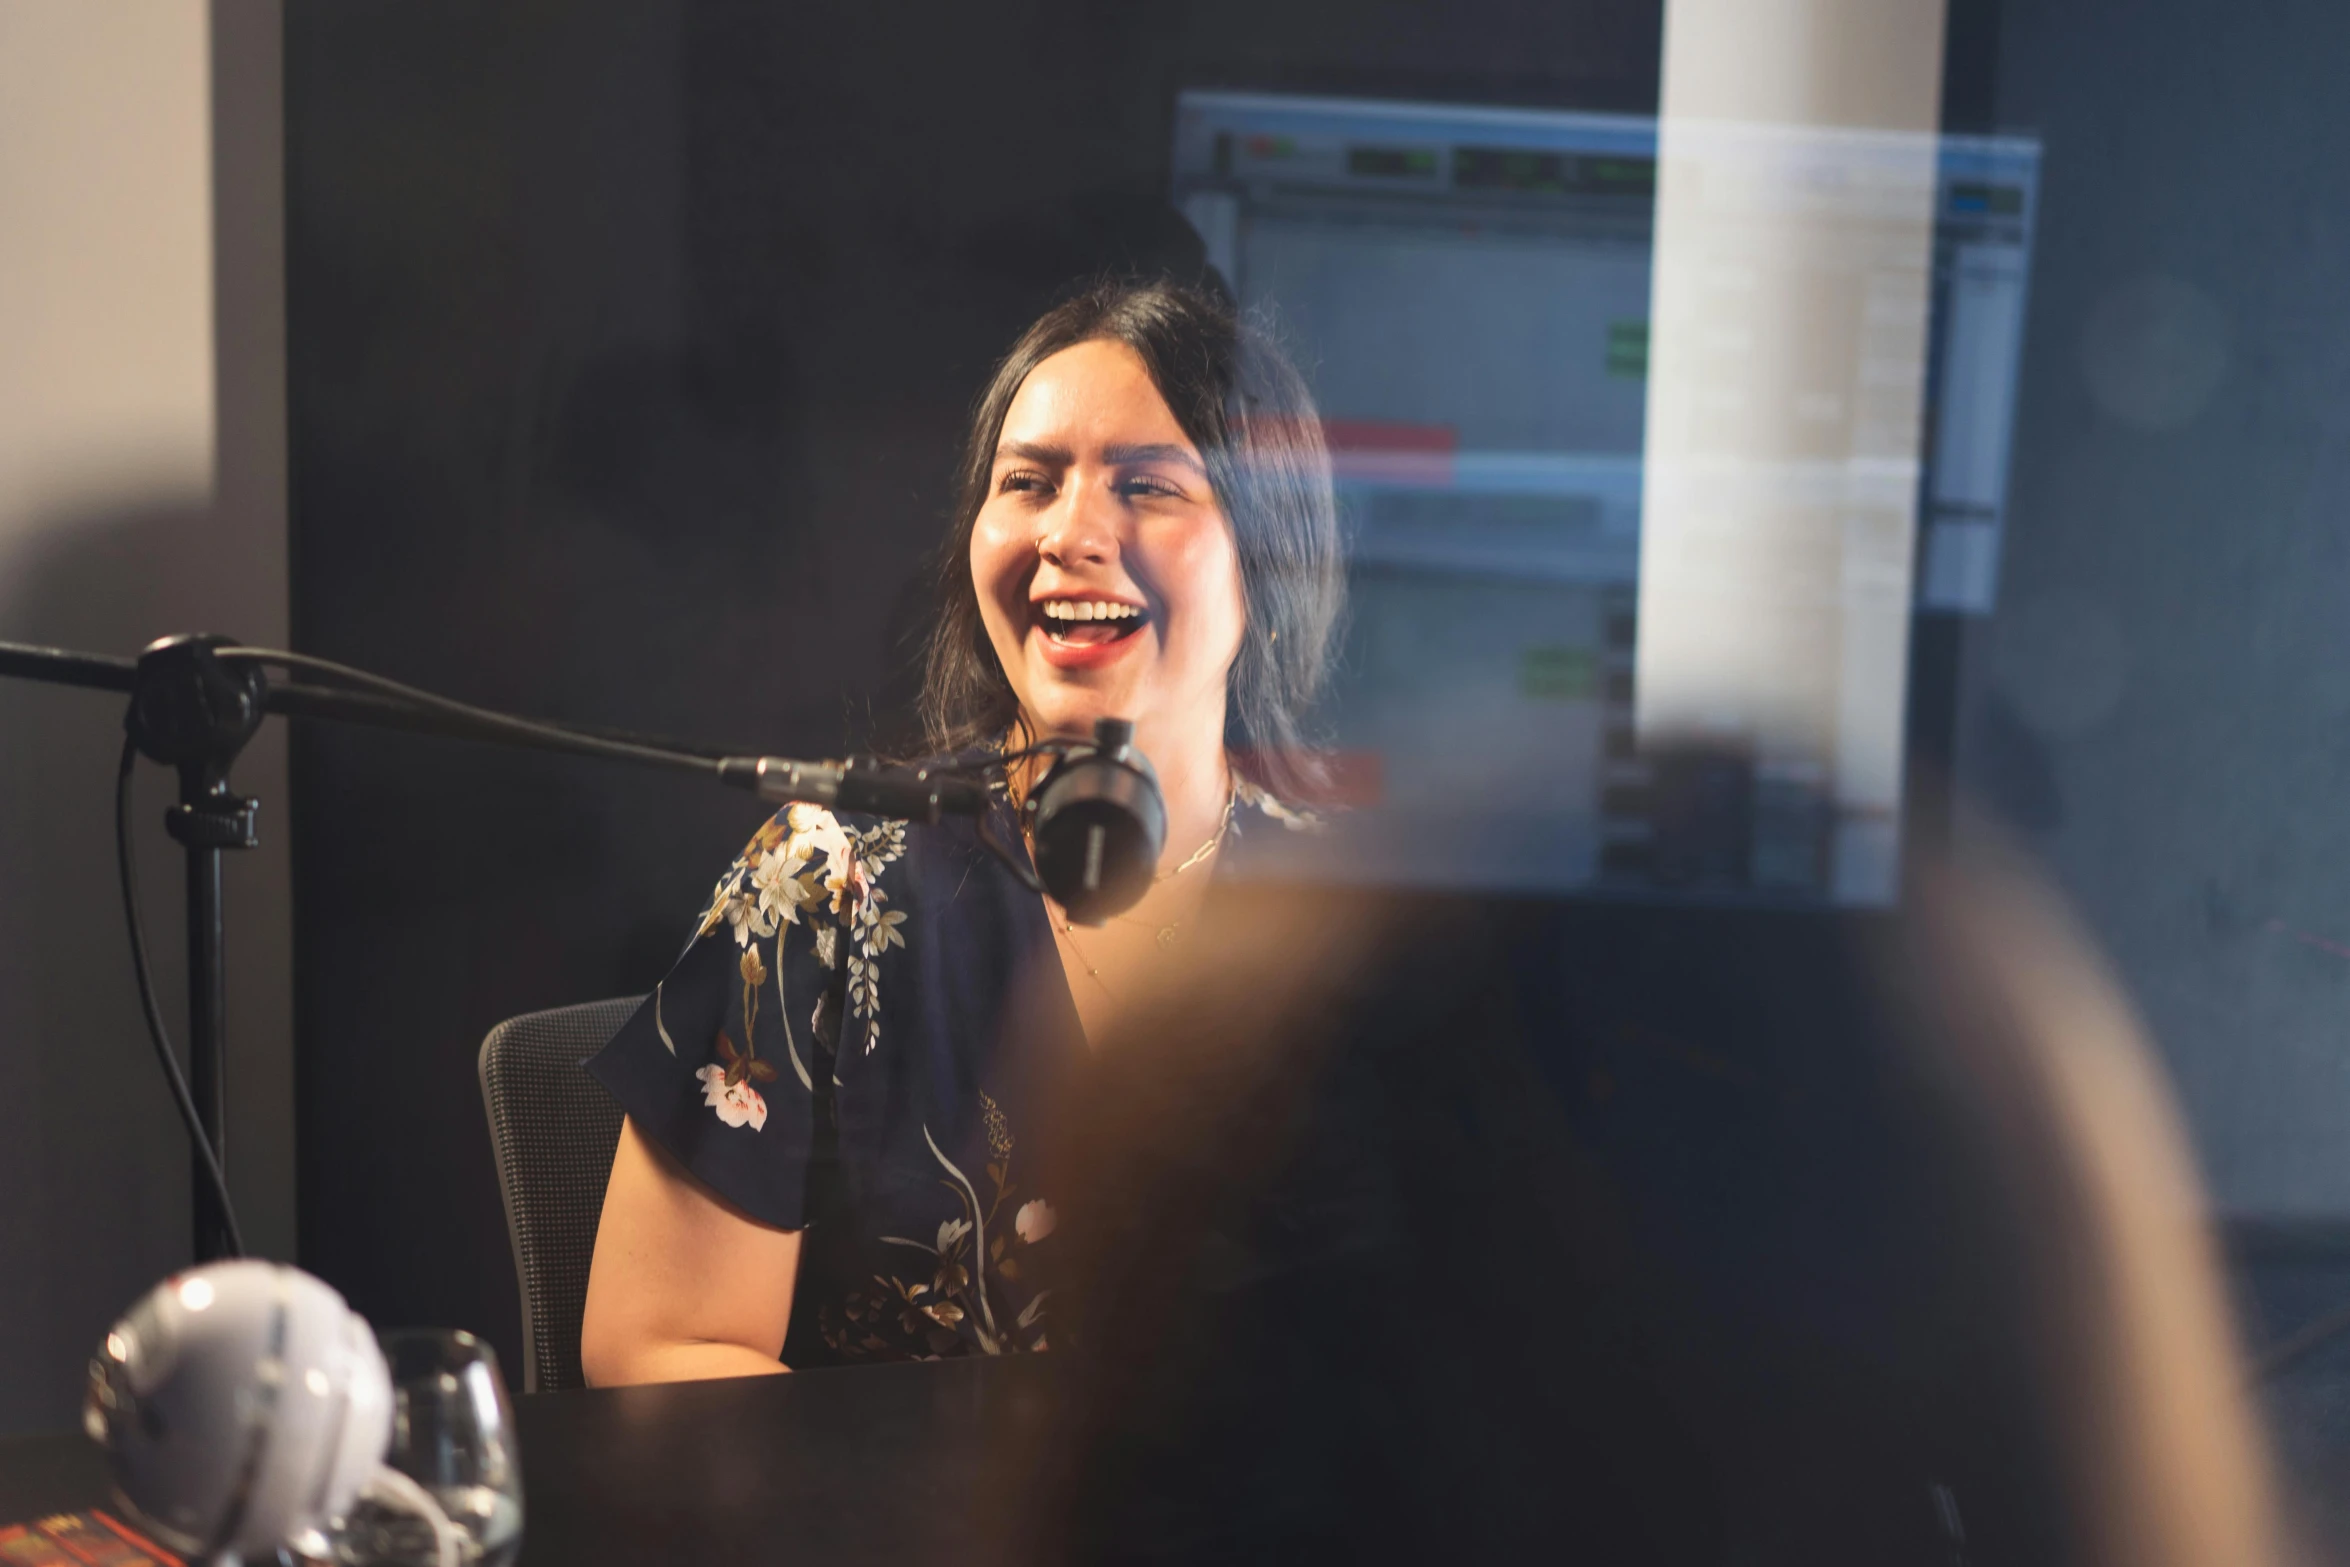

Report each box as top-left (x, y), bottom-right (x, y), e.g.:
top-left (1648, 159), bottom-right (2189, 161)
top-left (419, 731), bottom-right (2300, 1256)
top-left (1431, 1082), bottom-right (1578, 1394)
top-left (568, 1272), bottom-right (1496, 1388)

top-left (843, 821), bottom-right (908, 1052)
top-left (696, 1063), bottom-right (767, 1130)
top-left (690, 802), bottom-right (910, 1134)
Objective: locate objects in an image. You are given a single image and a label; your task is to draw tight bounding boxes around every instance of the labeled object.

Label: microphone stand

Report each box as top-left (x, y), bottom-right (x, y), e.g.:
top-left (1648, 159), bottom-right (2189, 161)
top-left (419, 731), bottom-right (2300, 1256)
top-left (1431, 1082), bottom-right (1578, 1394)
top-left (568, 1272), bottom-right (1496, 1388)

top-left (0, 632), bottom-right (1007, 1263)
top-left (7, 635), bottom-right (268, 1261)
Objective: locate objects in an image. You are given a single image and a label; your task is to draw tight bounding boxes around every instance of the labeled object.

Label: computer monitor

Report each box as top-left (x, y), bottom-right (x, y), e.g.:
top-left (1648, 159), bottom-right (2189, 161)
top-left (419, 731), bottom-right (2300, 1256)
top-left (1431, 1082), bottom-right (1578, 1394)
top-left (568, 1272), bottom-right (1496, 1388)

top-left (1175, 91), bottom-right (2040, 904)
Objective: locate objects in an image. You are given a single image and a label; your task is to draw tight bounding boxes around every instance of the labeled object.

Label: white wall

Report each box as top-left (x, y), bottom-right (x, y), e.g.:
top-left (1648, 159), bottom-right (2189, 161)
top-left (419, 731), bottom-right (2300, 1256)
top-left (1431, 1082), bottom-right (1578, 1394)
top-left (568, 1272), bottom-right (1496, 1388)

top-left (1638, 0), bottom-right (1947, 903)
top-left (0, 0), bottom-right (291, 1432)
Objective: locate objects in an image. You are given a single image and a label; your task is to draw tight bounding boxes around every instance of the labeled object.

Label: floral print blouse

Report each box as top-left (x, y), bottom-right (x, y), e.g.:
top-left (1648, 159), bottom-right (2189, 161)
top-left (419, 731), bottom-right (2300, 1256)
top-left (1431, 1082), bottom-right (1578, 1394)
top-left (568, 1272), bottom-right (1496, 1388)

top-left (588, 786), bottom-right (1299, 1367)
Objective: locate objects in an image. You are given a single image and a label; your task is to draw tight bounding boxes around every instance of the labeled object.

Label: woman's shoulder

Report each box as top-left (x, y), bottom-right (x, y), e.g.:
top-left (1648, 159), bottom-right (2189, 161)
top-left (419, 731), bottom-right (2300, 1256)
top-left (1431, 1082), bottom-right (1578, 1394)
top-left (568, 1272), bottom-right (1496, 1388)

top-left (692, 797), bottom-right (1019, 942)
top-left (696, 801), bottom-right (942, 914)
top-left (695, 770), bottom-right (1311, 944)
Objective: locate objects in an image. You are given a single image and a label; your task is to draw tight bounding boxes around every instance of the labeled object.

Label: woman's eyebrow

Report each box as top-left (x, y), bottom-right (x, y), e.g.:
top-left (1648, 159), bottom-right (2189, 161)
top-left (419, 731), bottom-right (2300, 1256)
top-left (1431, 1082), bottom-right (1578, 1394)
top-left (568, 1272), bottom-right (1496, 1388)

top-left (1102, 442), bottom-right (1206, 474)
top-left (996, 439), bottom-right (1072, 466)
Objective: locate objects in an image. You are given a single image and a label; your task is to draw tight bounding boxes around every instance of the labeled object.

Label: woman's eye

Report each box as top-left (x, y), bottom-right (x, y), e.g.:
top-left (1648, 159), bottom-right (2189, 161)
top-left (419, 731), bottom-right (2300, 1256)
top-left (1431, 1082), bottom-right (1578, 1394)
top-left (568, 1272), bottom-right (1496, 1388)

top-left (998, 471), bottom-right (1050, 495)
top-left (1120, 476), bottom-right (1181, 499)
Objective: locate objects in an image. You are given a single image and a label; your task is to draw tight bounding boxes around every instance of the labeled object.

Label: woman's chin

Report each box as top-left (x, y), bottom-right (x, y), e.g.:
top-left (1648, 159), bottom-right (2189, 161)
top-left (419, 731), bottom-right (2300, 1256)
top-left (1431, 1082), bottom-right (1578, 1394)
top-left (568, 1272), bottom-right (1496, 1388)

top-left (1019, 676), bottom-right (1143, 739)
top-left (1022, 630), bottom-right (1146, 703)
top-left (1026, 697), bottom-right (1130, 739)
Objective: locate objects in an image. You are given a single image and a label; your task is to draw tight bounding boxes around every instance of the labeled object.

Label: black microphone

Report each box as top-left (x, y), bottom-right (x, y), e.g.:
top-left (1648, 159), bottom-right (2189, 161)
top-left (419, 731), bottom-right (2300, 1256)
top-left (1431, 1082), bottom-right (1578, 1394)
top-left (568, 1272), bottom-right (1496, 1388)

top-left (1024, 718), bottom-right (1167, 924)
top-left (715, 718), bottom-right (1167, 922)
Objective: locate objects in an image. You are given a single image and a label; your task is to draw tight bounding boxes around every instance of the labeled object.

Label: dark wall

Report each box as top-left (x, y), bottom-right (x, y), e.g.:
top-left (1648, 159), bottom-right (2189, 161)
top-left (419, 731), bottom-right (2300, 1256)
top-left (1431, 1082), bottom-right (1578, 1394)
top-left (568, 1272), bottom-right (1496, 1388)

top-left (1951, 0), bottom-right (2350, 1216)
top-left (285, 0), bottom-right (1669, 1363)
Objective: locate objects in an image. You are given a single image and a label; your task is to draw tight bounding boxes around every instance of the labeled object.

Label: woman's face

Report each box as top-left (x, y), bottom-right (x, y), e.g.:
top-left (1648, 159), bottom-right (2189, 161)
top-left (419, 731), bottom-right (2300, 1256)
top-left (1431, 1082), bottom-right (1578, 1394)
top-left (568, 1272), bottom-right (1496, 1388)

top-left (970, 338), bottom-right (1246, 751)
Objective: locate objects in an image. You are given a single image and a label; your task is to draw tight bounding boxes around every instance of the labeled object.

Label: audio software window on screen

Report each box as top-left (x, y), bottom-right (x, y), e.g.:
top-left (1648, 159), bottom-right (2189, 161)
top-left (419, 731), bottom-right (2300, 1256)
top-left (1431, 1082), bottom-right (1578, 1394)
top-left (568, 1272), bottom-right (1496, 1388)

top-left (1175, 91), bottom-right (2040, 905)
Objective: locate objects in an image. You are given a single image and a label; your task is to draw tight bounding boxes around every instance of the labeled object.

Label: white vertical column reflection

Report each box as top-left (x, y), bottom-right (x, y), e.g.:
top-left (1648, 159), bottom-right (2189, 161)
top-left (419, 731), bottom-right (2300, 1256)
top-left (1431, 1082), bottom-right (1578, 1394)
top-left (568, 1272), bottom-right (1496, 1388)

top-left (1636, 0), bottom-right (1947, 902)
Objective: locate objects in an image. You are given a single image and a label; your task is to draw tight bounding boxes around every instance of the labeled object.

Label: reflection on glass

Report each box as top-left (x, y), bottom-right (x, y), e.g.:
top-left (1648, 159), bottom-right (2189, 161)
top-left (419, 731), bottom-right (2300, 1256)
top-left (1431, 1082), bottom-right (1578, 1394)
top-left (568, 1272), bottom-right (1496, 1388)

top-left (336, 1329), bottom-right (523, 1567)
top-left (1171, 91), bottom-right (2039, 905)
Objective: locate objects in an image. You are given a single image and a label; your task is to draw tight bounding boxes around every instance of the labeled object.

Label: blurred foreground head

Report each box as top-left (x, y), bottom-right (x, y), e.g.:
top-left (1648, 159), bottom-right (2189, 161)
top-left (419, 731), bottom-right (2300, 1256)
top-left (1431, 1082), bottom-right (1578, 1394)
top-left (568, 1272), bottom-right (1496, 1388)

top-left (1017, 835), bottom-right (2289, 1567)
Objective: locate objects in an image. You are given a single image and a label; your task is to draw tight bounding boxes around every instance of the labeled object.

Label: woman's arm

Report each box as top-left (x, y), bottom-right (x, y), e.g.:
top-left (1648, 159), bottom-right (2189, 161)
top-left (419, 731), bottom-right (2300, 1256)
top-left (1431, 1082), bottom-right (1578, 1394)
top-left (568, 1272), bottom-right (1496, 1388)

top-left (580, 1116), bottom-right (802, 1386)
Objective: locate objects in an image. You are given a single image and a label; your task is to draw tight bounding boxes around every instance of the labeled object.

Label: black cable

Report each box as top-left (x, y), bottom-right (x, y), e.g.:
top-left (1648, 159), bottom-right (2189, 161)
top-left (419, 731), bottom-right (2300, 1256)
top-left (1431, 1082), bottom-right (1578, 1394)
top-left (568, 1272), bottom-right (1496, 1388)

top-left (116, 737), bottom-right (245, 1258)
top-left (974, 804), bottom-right (1046, 897)
top-left (213, 646), bottom-right (725, 780)
top-left (223, 643), bottom-right (1061, 783)
top-left (211, 645), bottom-right (1075, 913)
top-left (991, 738), bottom-right (1081, 770)
top-left (221, 647), bottom-right (1062, 892)
top-left (0, 639), bottom-right (136, 692)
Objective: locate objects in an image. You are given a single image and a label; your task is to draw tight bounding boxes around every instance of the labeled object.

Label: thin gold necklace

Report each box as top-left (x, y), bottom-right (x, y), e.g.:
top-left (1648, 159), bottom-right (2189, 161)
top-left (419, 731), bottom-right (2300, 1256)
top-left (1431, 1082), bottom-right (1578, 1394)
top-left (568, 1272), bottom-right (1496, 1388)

top-left (1156, 783), bottom-right (1238, 883)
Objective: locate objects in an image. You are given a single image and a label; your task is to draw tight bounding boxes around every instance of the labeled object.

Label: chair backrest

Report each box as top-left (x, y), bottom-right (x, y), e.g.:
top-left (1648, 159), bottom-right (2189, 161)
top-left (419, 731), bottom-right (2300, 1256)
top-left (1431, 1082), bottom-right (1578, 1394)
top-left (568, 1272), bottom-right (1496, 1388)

top-left (477, 995), bottom-right (642, 1393)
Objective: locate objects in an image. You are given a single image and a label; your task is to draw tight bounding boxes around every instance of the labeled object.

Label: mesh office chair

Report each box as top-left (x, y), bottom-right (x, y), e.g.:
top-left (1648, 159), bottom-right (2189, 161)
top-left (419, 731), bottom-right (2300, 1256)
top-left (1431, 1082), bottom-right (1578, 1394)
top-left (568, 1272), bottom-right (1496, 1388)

top-left (477, 995), bottom-right (642, 1393)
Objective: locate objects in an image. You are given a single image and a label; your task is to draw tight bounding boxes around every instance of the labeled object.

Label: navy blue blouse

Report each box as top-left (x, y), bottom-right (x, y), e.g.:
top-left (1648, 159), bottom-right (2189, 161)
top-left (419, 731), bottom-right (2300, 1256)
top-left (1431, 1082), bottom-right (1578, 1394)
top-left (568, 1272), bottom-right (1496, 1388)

top-left (589, 799), bottom-right (1078, 1365)
top-left (588, 788), bottom-right (1306, 1367)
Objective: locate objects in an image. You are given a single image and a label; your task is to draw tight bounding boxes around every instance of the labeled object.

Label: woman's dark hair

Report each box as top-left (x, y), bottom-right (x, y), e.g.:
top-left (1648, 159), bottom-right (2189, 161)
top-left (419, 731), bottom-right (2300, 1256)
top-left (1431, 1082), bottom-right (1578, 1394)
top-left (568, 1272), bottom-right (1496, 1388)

top-left (919, 277), bottom-right (1343, 804)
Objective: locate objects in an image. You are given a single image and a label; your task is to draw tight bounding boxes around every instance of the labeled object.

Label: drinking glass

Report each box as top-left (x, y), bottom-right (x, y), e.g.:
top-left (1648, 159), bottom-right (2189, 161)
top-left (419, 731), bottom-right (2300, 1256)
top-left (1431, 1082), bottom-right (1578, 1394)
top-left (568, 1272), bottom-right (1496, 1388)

top-left (332, 1329), bottom-right (524, 1567)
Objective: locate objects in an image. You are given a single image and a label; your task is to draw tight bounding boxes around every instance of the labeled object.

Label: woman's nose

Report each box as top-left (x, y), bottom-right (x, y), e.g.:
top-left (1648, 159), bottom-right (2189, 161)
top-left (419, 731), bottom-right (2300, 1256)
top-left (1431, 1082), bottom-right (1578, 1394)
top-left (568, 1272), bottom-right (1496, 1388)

top-left (1035, 478), bottom-right (1118, 567)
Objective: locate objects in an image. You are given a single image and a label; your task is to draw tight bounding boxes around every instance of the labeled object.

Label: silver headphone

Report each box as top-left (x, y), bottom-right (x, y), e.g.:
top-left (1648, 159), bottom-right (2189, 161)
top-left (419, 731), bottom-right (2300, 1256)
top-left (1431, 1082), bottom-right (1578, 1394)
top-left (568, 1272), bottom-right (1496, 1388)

top-left (83, 1261), bottom-right (449, 1566)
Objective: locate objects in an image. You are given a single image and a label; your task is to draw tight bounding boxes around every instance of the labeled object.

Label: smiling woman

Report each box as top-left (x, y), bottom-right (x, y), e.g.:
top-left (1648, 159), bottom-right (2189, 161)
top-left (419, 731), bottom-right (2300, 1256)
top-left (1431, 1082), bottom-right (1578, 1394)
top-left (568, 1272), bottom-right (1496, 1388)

top-left (577, 279), bottom-right (1344, 1385)
top-left (928, 282), bottom-right (1341, 811)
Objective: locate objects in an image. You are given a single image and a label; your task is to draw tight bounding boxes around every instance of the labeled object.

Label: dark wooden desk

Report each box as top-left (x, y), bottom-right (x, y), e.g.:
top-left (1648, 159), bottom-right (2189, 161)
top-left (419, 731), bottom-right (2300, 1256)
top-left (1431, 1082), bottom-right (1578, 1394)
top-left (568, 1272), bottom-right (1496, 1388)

top-left (0, 1354), bottom-right (1061, 1566)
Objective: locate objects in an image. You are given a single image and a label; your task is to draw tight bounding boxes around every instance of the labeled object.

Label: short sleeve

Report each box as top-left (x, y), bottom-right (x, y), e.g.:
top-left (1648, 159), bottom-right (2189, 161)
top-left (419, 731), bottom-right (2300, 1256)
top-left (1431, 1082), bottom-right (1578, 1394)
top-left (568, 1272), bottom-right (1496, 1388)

top-left (587, 806), bottom-right (848, 1231)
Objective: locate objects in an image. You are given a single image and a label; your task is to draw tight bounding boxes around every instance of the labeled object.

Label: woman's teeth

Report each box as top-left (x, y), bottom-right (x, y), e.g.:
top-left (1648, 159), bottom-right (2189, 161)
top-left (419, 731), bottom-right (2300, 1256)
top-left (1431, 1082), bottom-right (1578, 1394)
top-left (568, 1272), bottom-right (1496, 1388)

top-left (1039, 600), bottom-right (1145, 644)
top-left (1040, 600), bottom-right (1140, 623)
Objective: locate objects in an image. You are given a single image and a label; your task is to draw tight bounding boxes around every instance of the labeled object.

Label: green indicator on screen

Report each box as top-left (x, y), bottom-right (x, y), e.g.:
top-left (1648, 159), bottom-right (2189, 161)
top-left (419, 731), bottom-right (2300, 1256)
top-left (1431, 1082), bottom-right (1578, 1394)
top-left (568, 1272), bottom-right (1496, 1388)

top-left (1348, 146), bottom-right (1438, 178)
top-left (1520, 647), bottom-right (1598, 701)
top-left (1582, 157), bottom-right (1658, 194)
top-left (1456, 147), bottom-right (1568, 192)
top-left (1454, 148), bottom-right (1658, 197)
top-left (1606, 320), bottom-right (1649, 378)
